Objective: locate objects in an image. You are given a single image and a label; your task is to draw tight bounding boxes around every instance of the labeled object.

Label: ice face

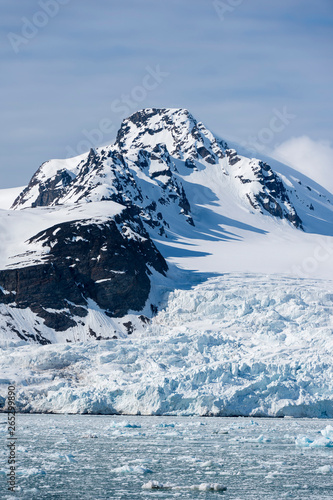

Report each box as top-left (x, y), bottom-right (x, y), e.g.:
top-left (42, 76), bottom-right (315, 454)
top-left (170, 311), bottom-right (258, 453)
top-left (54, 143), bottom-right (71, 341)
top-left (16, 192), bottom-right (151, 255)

top-left (1, 275), bottom-right (332, 418)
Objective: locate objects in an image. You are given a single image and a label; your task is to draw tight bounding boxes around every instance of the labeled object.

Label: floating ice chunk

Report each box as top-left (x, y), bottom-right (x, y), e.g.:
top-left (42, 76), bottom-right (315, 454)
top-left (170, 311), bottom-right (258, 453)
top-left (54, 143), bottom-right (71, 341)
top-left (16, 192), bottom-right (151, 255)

top-left (255, 434), bottom-right (271, 443)
top-left (19, 488), bottom-right (38, 496)
top-left (112, 465), bottom-right (153, 474)
top-left (295, 436), bottom-right (313, 447)
top-left (185, 456), bottom-right (204, 464)
top-left (321, 425), bottom-right (333, 440)
top-left (54, 439), bottom-right (69, 446)
top-left (295, 435), bottom-right (333, 448)
top-left (17, 446), bottom-right (28, 452)
top-left (108, 420), bottom-right (141, 428)
top-left (199, 460), bottom-right (214, 467)
top-left (317, 465), bottom-right (333, 474)
top-left (155, 422), bottom-right (175, 428)
top-left (18, 468), bottom-right (46, 476)
top-left (112, 430), bottom-right (144, 438)
top-left (190, 483), bottom-right (227, 491)
top-left (310, 437), bottom-right (333, 448)
top-left (160, 431), bottom-right (180, 437)
top-left (58, 453), bottom-right (76, 462)
top-left (142, 480), bottom-right (172, 489)
top-left (265, 471), bottom-right (283, 479)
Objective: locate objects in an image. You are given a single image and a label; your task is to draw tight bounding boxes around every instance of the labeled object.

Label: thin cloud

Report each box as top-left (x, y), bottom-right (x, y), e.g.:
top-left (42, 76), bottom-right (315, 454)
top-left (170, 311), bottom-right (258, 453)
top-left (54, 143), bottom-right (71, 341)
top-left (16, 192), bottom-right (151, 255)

top-left (272, 136), bottom-right (333, 194)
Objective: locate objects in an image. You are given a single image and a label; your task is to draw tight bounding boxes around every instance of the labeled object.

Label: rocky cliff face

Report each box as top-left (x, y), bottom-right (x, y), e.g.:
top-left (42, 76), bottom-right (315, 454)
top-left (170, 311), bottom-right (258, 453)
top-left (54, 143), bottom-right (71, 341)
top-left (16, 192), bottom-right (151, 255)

top-left (234, 159), bottom-right (303, 229)
top-left (12, 108), bottom-right (303, 231)
top-left (0, 207), bottom-right (167, 342)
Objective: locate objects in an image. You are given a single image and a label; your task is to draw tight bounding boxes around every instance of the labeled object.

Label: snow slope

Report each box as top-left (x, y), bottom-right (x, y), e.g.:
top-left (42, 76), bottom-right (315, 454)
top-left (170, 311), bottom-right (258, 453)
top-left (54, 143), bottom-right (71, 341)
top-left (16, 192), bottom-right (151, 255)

top-left (0, 186), bottom-right (25, 210)
top-left (0, 275), bottom-right (332, 417)
top-left (0, 201), bottom-right (124, 269)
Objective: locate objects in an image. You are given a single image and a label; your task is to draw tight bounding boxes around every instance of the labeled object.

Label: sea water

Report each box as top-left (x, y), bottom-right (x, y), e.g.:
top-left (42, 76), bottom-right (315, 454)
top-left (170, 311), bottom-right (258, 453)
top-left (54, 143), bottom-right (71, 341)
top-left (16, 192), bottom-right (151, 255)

top-left (1, 415), bottom-right (333, 499)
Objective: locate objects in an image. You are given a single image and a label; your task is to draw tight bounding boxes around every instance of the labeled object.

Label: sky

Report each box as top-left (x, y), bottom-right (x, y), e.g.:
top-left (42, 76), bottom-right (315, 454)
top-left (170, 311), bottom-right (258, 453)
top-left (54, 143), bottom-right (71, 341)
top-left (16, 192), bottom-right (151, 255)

top-left (0, 0), bottom-right (332, 189)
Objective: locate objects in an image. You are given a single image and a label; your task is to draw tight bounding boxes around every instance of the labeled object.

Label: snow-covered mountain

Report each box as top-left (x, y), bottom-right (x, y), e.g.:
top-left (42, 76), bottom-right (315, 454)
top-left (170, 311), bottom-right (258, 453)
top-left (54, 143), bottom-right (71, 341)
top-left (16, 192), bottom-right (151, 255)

top-left (0, 107), bottom-right (333, 417)
top-left (13, 107), bottom-right (328, 233)
top-left (0, 108), bottom-right (332, 345)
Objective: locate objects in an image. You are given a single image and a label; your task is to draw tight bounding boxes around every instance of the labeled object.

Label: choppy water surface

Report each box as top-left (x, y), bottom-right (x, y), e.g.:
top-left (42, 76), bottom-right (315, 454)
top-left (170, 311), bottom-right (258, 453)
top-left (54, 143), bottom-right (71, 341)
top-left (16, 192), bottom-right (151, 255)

top-left (1, 415), bottom-right (333, 499)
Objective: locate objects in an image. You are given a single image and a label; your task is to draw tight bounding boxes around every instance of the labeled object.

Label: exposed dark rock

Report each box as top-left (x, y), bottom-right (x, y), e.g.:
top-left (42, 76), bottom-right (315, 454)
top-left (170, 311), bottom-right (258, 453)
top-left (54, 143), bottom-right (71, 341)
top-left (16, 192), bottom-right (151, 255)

top-left (185, 158), bottom-right (196, 169)
top-left (0, 209), bottom-right (167, 333)
top-left (226, 149), bottom-right (241, 165)
top-left (123, 321), bottom-right (135, 334)
top-left (139, 315), bottom-right (150, 324)
top-left (236, 176), bottom-right (252, 184)
top-left (88, 327), bottom-right (113, 341)
top-left (12, 167), bottom-right (75, 209)
top-left (197, 146), bottom-right (216, 164)
top-left (150, 304), bottom-right (158, 315)
top-left (238, 160), bottom-right (303, 229)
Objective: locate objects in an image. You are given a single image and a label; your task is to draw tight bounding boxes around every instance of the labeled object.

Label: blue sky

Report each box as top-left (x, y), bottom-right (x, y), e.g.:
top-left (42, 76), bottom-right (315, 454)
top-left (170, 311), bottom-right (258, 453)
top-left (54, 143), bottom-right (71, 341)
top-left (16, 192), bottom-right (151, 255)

top-left (1, 0), bottom-right (333, 188)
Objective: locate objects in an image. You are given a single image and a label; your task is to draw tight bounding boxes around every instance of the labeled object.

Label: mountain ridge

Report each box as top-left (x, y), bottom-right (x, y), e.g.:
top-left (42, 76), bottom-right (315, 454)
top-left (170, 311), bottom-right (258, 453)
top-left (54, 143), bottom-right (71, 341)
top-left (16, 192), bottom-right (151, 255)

top-left (0, 107), bottom-right (332, 344)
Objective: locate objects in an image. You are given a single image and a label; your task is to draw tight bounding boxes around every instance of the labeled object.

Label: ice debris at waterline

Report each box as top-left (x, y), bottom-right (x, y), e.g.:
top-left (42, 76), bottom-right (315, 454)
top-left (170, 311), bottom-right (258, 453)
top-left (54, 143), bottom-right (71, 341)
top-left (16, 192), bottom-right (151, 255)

top-left (2, 414), bottom-right (333, 499)
top-left (0, 275), bottom-right (332, 417)
top-left (142, 480), bottom-right (227, 491)
top-left (295, 425), bottom-right (333, 447)
top-left (317, 465), bottom-right (333, 474)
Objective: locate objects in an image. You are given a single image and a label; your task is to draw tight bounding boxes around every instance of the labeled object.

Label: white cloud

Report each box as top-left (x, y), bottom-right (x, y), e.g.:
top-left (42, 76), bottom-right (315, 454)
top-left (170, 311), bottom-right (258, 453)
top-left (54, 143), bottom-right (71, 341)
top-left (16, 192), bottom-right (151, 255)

top-left (271, 136), bottom-right (333, 194)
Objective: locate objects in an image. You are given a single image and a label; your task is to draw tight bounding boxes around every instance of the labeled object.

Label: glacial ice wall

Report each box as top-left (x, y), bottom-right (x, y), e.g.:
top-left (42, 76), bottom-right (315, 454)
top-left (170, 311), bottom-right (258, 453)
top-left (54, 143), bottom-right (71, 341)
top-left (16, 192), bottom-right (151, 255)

top-left (0, 275), bottom-right (332, 417)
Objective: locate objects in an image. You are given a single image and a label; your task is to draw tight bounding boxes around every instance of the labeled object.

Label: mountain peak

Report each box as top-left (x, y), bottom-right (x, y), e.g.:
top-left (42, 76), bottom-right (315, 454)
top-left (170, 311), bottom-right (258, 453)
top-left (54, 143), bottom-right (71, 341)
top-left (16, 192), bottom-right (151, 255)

top-left (115, 107), bottom-right (196, 146)
top-left (123, 107), bottom-right (195, 126)
top-left (115, 107), bottom-right (226, 163)
top-left (11, 107), bottom-right (333, 236)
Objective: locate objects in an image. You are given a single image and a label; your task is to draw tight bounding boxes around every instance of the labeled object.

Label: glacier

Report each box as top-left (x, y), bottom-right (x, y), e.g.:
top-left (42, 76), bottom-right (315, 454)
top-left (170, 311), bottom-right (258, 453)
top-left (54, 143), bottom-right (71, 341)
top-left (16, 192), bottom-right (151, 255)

top-left (1, 274), bottom-right (332, 417)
